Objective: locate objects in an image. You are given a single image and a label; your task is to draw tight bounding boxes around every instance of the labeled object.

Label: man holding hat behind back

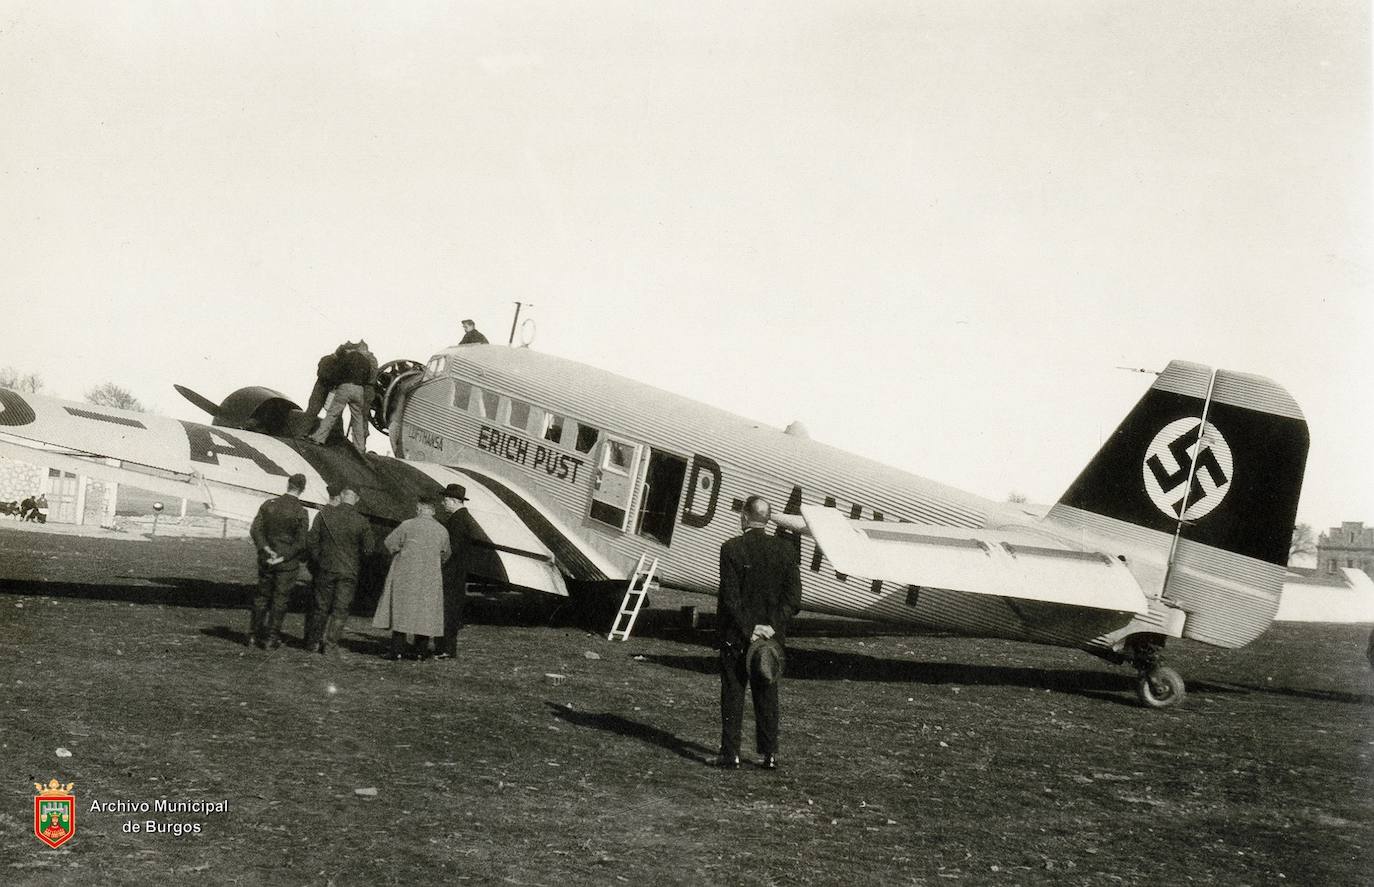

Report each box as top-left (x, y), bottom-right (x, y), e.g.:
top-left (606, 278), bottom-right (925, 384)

top-left (249, 473), bottom-right (311, 650)
top-left (438, 483), bottom-right (477, 658)
top-left (716, 495), bottom-right (802, 770)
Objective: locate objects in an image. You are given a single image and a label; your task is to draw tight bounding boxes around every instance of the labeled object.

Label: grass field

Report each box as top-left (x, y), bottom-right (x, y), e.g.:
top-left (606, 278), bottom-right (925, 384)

top-left (2, 527), bottom-right (1372, 886)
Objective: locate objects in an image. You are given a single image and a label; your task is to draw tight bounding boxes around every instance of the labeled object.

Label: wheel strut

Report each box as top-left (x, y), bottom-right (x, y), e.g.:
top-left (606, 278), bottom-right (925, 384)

top-left (1124, 636), bottom-right (1187, 709)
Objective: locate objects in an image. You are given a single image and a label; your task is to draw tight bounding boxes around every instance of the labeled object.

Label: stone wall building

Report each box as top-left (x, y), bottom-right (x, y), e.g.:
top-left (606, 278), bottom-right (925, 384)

top-left (1316, 521), bottom-right (1374, 581)
top-left (0, 456), bottom-right (117, 527)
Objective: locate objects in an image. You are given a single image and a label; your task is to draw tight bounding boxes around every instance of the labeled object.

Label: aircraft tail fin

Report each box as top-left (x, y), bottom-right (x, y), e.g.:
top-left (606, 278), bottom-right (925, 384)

top-left (1046, 361), bottom-right (1309, 648)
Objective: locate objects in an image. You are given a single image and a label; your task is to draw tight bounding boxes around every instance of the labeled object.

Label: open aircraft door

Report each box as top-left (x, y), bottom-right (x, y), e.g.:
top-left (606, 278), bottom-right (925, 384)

top-left (588, 435), bottom-right (642, 531)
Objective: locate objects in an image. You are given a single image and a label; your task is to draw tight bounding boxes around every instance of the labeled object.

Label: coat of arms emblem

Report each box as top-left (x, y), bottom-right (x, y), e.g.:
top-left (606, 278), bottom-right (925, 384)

top-left (33, 779), bottom-right (76, 848)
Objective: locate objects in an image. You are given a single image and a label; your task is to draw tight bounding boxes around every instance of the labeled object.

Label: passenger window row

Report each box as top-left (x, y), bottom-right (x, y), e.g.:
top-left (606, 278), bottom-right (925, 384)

top-left (446, 379), bottom-right (600, 454)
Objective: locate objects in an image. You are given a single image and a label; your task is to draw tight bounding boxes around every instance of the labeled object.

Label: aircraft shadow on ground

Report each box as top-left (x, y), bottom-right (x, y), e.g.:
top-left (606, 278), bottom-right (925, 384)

top-left (639, 649), bottom-right (1252, 706)
top-left (0, 577), bottom-right (255, 609)
top-left (1203, 681), bottom-right (1374, 706)
top-left (198, 624), bottom-right (395, 657)
top-left (544, 701), bottom-right (715, 764)
top-left (597, 608), bottom-right (901, 648)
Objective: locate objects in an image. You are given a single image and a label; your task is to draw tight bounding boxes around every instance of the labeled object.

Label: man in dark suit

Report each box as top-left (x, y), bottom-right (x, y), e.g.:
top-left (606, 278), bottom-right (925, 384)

top-left (716, 495), bottom-right (803, 770)
top-left (249, 473), bottom-right (311, 650)
top-left (458, 320), bottom-right (489, 345)
top-left (307, 483), bottom-right (376, 655)
top-left (437, 483), bottom-right (476, 658)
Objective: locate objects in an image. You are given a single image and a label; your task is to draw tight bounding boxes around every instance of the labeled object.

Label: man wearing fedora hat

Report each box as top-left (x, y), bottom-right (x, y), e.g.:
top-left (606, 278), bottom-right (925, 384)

top-left (716, 495), bottom-right (802, 770)
top-left (438, 483), bottom-right (477, 658)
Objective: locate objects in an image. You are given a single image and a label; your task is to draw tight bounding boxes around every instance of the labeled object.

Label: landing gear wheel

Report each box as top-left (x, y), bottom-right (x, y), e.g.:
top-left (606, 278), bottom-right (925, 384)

top-left (1135, 666), bottom-right (1186, 709)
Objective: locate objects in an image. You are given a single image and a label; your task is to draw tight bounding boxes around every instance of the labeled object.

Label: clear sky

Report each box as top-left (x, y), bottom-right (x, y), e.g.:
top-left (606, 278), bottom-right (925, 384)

top-left (2, 2), bottom-right (1369, 532)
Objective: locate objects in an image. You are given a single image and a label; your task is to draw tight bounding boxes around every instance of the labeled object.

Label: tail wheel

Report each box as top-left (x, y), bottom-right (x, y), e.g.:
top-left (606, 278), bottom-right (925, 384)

top-left (1136, 666), bottom-right (1186, 708)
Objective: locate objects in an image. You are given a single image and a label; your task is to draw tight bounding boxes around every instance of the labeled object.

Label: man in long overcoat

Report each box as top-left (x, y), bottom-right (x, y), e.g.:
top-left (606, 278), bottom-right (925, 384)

top-left (716, 495), bottom-right (803, 770)
top-left (307, 484), bottom-right (375, 655)
top-left (249, 473), bottom-right (310, 649)
top-left (372, 497), bottom-right (450, 659)
top-left (437, 483), bottom-right (477, 658)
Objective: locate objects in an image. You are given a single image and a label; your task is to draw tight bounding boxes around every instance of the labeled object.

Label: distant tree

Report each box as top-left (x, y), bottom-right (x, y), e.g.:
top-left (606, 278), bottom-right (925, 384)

top-left (85, 382), bottom-right (144, 412)
top-left (1006, 491), bottom-right (1029, 504)
top-left (1290, 523), bottom-right (1316, 561)
top-left (0, 366), bottom-right (44, 393)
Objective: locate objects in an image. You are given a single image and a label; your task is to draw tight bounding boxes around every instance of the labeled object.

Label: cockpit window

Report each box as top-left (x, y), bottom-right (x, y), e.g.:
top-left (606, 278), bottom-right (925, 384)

top-left (425, 356), bottom-right (448, 379)
top-left (574, 423), bottom-right (599, 454)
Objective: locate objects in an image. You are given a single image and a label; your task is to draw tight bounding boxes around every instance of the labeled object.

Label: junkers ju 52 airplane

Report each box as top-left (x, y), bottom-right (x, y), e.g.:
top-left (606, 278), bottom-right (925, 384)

top-left (0, 343), bottom-right (1307, 708)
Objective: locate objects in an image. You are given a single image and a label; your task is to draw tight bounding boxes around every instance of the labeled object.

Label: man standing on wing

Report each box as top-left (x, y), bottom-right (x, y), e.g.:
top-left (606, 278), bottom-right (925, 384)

top-left (716, 495), bottom-right (802, 770)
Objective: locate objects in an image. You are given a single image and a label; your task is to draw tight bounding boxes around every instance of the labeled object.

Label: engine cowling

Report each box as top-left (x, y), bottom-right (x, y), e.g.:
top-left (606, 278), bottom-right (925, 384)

top-left (174, 384), bottom-right (314, 437)
top-left (370, 359), bottom-right (425, 432)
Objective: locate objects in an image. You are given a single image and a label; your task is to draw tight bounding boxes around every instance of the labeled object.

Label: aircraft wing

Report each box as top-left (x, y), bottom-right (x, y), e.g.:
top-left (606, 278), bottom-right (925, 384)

top-left (0, 387), bottom-right (567, 596)
top-left (800, 505), bottom-right (1149, 614)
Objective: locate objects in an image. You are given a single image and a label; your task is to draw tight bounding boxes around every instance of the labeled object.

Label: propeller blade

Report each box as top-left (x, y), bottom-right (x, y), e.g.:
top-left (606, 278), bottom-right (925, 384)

top-left (173, 384), bottom-right (222, 417)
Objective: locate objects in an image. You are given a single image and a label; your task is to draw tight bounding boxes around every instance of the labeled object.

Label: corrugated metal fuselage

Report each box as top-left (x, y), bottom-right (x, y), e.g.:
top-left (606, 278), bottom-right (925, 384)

top-left (391, 346), bottom-right (1136, 652)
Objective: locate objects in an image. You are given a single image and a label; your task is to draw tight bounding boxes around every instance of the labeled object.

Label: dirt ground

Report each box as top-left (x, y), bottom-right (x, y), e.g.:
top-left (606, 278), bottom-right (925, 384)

top-left (2, 527), bottom-right (1372, 886)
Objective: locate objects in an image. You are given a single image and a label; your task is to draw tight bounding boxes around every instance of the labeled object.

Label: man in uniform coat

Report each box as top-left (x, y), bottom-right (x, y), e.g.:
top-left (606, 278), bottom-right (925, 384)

top-left (716, 495), bottom-right (803, 770)
top-left (249, 473), bottom-right (311, 649)
top-left (307, 484), bottom-right (375, 655)
top-left (372, 497), bottom-right (450, 660)
top-left (437, 483), bottom-right (477, 658)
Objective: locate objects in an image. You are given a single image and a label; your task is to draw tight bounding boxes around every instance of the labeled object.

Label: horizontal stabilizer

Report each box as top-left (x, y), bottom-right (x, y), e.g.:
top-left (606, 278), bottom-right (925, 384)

top-left (801, 505), bottom-right (1149, 614)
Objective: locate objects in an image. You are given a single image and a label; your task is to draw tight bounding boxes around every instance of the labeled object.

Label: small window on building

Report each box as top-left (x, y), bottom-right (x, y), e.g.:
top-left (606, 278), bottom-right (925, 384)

top-left (1328, 560), bottom-right (1338, 574)
top-left (1348, 559), bottom-right (1355, 569)
top-left (507, 400), bottom-right (531, 431)
top-left (476, 390), bottom-right (500, 420)
top-left (451, 380), bottom-right (473, 411)
top-left (602, 440), bottom-right (633, 474)
top-left (542, 413), bottom-right (566, 445)
top-left (49, 468), bottom-right (61, 477)
top-left (575, 423), bottom-right (599, 454)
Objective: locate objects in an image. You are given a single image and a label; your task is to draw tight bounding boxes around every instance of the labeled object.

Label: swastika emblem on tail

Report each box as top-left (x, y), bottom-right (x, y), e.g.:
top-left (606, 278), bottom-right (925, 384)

top-left (1142, 417), bottom-right (1233, 521)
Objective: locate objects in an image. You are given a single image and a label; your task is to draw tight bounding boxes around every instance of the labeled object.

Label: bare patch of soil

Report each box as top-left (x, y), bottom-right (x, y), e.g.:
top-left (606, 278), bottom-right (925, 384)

top-left (2, 529), bottom-right (1371, 885)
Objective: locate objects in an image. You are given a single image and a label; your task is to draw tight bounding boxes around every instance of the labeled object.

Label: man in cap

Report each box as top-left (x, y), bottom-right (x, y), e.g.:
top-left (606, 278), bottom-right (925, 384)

top-left (715, 495), bottom-right (802, 770)
top-left (458, 319), bottom-right (489, 345)
top-left (307, 483), bottom-right (376, 655)
top-left (437, 483), bottom-right (478, 658)
top-left (302, 483), bottom-right (343, 646)
top-left (249, 473), bottom-right (311, 650)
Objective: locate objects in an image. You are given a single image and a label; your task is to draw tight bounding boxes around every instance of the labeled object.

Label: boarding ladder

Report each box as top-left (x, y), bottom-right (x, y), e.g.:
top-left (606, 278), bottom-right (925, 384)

top-left (607, 553), bottom-right (659, 641)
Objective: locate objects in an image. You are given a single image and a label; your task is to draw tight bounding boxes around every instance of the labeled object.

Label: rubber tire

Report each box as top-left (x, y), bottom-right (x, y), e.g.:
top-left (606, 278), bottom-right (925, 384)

top-left (1136, 665), bottom-right (1187, 708)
